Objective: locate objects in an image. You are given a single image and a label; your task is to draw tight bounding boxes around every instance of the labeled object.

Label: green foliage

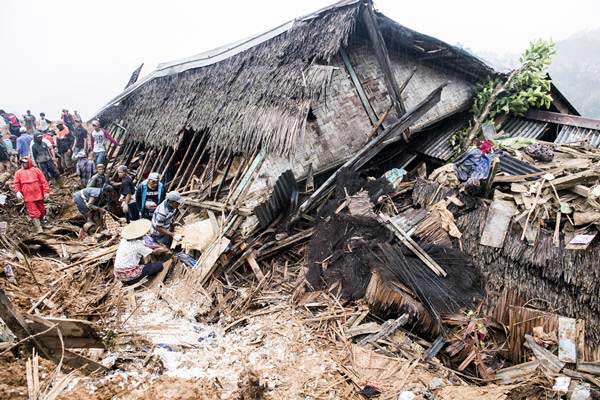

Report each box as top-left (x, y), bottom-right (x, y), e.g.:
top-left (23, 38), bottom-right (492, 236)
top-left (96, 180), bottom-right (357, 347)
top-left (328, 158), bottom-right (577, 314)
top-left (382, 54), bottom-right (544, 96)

top-left (451, 40), bottom-right (556, 157)
top-left (472, 39), bottom-right (556, 120)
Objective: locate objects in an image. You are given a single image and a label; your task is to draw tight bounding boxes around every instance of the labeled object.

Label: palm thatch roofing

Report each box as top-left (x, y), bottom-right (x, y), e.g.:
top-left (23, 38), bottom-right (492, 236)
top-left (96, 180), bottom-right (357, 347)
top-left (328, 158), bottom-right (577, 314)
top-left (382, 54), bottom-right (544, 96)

top-left (95, 0), bottom-right (493, 156)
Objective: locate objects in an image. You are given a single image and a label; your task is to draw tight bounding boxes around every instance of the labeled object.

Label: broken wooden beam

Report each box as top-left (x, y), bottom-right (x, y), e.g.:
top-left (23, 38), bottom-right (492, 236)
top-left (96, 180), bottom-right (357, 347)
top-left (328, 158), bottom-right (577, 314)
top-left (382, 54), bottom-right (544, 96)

top-left (379, 213), bottom-right (447, 277)
top-left (358, 314), bottom-right (409, 345)
top-left (362, 0), bottom-right (406, 116)
top-left (293, 83), bottom-right (445, 220)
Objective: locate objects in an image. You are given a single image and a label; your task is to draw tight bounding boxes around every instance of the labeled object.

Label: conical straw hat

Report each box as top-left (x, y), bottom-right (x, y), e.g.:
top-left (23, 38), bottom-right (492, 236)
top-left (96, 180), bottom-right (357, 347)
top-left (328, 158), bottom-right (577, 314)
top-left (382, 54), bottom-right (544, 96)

top-left (121, 219), bottom-right (152, 240)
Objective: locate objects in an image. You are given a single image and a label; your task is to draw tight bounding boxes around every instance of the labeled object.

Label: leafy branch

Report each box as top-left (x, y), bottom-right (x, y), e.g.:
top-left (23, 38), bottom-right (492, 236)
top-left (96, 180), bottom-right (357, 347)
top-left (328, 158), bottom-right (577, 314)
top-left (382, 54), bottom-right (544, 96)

top-left (452, 39), bottom-right (556, 154)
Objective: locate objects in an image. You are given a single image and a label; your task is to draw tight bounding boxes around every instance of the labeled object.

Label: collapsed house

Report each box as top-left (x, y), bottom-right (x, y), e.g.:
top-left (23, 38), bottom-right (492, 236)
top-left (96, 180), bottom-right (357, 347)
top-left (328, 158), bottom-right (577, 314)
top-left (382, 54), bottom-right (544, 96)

top-left (85, 0), bottom-right (600, 383)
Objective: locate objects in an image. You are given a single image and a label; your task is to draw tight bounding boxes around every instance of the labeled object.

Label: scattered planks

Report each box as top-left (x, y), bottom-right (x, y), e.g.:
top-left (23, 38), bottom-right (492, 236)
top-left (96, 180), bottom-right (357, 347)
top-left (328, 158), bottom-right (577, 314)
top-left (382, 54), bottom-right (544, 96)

top-left (0, 289), bottom-right (106, 374)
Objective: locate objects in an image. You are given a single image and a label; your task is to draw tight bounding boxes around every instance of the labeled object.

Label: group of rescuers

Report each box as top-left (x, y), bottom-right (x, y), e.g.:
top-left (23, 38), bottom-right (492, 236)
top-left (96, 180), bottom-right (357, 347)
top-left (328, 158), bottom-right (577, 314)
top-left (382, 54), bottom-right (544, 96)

top-left (12, 129), bottom-right (184, 286)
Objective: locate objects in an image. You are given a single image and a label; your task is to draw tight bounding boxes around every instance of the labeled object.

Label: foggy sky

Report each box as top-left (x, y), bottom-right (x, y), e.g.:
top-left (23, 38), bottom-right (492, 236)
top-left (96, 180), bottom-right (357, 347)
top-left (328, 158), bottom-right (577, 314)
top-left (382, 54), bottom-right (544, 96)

top-left (1, 0), bottom-right (599, 122)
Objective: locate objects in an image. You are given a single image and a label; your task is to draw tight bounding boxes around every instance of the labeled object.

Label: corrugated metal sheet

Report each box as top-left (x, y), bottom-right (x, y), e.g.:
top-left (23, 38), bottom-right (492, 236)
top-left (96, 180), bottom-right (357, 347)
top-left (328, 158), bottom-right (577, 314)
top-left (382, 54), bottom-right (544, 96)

top-left (555, 125), bottom-right (600, 147)
top-left (419, 121), bottom-right (466, 161)
top-left (498, 153), bottom-right (541, 176)
top-left (419, 117), bottom-right (547, 162)
top-left (501, 118), bottom-right (548, 139)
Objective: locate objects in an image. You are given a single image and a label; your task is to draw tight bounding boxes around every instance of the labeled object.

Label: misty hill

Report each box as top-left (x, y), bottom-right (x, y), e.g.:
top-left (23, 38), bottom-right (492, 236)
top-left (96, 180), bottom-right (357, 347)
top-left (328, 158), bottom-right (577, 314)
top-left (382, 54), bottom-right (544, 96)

top-left (549, 28), bottom-right (600, 118)
top-left (477, 28), bottom-right (600, 118)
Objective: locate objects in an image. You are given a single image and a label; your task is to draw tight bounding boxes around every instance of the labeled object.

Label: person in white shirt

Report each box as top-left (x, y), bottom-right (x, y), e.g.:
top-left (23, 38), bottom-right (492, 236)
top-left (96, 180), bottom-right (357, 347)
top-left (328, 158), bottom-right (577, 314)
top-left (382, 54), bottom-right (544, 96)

top-left (114, 219), bottom-right (169, 285)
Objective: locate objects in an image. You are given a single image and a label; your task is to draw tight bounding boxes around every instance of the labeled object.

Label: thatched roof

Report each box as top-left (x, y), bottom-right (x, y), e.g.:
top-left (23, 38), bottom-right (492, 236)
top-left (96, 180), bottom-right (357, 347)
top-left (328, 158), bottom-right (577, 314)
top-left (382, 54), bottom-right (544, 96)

top-left (95, 0), bottom-right (493, 155)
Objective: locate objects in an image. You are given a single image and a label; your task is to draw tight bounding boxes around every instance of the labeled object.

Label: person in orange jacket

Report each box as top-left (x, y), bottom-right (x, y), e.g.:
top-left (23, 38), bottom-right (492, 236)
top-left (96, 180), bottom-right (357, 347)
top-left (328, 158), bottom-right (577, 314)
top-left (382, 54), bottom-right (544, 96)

top-left (13, 157), bottom-right (49, 233)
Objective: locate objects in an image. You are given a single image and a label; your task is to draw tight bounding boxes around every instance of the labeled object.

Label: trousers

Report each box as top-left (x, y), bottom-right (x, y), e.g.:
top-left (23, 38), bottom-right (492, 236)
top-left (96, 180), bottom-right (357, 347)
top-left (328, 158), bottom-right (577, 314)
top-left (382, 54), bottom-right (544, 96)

top-left (25, 200), bottom-right (46, 219)
top-left (123, 262), bottom-right (164, 286)
top-left (38, 160), bottom-right (60, 180)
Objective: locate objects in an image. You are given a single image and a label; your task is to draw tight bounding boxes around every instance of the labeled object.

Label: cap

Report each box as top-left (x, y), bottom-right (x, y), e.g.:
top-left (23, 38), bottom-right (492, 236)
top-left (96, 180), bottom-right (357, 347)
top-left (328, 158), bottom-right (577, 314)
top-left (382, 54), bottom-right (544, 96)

top-left (148, 172), bottom-right (160, 181)
top-left (19, 156), bottom-right (29, 163)
top-left (19, 127), bottom-right (26, 133)
top-left (166, 191), bottom-right (182, 203)
top-left (75, 150), bottom-right (86, 159)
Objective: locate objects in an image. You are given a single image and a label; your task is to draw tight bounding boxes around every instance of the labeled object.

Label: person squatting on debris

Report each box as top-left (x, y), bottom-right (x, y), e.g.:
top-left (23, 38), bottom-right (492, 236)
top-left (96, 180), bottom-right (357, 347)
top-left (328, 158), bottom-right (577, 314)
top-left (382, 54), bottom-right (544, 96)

top-left (150, 191), bottom-right (182, 246)
top-left (87, 163), bottom-right (107, 188)
top-left (136, 172), bottom-right (164, 219)
top-left (75, 151), bottom-right (95, 187)
top-left (114, 219), bottom-right (168, 286)
top-left (0, 110), bottom-right (22, 137)
top-left (116, 165), bottom-right (139, 222)
top-left (89, 120), bottom-right (119, 166)
top-left (55, 121), bottom-right (74, 170)
top-left (13, 157), bottom-right (49, 233)
top-left (31, 132), bottom-right (60, 182)
top-left (73, 184), bottom-right (114, 223)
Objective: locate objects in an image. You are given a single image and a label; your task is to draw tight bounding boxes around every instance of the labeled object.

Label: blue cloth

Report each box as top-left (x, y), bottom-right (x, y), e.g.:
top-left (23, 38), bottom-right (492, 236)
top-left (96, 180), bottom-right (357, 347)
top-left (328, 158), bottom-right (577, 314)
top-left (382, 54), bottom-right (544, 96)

top-left (176, 252), bottom-right (198, 268)
top-left (454, 149), bottom-right (494, 183)
top-left (16, 134), bottom-right (33, 157)
top-left (4, 139), bottom-right (13, 152)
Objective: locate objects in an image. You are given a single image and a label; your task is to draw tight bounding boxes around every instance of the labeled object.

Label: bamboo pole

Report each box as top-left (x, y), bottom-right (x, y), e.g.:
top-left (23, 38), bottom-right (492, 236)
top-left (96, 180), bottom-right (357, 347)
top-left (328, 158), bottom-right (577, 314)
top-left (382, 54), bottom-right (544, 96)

top-left (175, 131), bottom-right (208, 190)
top-left (167, 133), bottom-right (199, 191)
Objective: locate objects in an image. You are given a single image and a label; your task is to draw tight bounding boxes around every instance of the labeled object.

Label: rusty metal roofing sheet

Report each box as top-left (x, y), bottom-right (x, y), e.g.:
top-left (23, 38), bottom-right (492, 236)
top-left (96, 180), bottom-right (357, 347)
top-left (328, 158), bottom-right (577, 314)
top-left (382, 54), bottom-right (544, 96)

top-left (419, 117), bottom-right (546, 162)
top-left (501, 118), bottom-right (548, 139)
top-left (419, 121), bottom-right (466, 162)
top-left (555, 125), bottom-right (600, 147)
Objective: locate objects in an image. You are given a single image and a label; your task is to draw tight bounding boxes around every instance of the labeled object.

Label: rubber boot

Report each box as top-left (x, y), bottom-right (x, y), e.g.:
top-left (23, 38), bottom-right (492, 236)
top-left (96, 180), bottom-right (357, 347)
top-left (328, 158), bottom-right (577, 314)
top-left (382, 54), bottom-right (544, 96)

top-left (32, 219), bottom-right (43, 234)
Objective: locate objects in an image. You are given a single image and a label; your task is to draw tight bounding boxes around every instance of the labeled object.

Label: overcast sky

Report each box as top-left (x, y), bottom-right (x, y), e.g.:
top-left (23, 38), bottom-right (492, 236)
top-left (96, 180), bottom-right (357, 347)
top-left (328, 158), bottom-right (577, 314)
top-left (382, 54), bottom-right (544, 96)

top-left (1, 0), bottom-right (599, 122)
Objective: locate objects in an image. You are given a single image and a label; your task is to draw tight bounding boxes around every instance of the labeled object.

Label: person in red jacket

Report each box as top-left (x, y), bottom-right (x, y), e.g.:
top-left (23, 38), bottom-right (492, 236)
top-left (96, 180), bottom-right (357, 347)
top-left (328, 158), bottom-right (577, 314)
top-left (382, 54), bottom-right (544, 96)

top-left (13, 157), bottom-right (50, 233)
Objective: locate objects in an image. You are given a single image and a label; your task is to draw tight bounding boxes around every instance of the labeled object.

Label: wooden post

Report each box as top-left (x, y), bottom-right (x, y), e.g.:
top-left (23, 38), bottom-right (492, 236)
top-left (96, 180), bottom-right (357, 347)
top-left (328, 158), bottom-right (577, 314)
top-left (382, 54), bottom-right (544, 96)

top-left (214, 152), bottom-right (233, 200)
top-left (179, 133), bottom-right (210, 191)
top-left (167, 133), bottom-right (200, 191)
top-left (176, 131), bottom-right (207, 188)
top-left (160, 147), bottom-right (177, 186)
top-left (362, 0), bottom-right (406, 116)
top-left (148, 147), bottom-right (166, 176)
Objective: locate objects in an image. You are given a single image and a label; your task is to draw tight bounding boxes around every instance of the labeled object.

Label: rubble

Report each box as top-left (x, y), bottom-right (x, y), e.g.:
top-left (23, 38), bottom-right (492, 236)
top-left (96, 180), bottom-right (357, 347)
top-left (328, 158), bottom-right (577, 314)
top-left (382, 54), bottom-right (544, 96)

top-left (2, 1), bottom-right (600, 399)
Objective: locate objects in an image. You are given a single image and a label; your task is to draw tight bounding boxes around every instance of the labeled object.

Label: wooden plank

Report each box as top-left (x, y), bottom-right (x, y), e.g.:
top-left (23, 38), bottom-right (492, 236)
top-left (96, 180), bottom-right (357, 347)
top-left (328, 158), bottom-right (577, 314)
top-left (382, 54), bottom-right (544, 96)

top-left (197, 237), bottom-right (231, 285)
top-left (480, 199), bottom-right (517, 248)
top-left (379, 214), bottom-right (447, 277)
top-left (526, 109), bottom-right (600, 131)
top-left (344, 322), bottom-right (381, 338)
top-left (496, 361), bottom-right (540, 384)
top-left (524, 334), bottom-right (565, 374)
top-left (246, 252), bottom-right (266, 282)
top-left (340, 48), bottom-right (380, 126)
top-left (543, 170), bottom-right (599, 191)
top-left (150, 258), bottom-right (173, 288)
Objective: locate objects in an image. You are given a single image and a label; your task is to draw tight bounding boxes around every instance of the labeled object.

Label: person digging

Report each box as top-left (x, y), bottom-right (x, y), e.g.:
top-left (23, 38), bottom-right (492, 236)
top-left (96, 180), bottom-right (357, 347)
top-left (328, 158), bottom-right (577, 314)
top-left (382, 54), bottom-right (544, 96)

top-left (114, 219), bottom-right (169, 285)
top-left (72, 184), bottom-right (115, 228)
top-left (13, 156), bottom-right (49, 233)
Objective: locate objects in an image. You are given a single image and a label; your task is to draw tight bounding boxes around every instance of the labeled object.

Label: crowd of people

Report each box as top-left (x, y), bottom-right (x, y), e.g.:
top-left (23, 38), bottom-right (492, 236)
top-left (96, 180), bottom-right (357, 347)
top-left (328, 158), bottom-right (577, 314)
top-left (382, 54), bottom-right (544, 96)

top-left (2, 108), bottom-right (183, 286)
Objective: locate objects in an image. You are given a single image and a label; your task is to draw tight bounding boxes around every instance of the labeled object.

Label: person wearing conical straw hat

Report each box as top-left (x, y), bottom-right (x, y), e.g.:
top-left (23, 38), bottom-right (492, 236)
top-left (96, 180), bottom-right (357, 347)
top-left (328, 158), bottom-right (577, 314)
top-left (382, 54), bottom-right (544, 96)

top-left (114, 219), bottom-right (169, 285)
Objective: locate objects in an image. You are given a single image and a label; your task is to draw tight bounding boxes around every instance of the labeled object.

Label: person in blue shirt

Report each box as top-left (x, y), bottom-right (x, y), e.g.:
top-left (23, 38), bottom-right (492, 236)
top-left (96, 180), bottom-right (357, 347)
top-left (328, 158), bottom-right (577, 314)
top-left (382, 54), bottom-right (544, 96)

top-left (135, 172), bottom-right (165, 220)
top-left (15, 128), bottom-right (33, 160)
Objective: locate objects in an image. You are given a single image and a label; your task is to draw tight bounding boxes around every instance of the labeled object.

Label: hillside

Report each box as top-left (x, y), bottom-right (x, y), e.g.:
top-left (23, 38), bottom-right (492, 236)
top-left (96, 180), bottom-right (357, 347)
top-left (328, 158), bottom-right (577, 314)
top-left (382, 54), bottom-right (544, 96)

top-left (549, 28), bottom-right (600, 118)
